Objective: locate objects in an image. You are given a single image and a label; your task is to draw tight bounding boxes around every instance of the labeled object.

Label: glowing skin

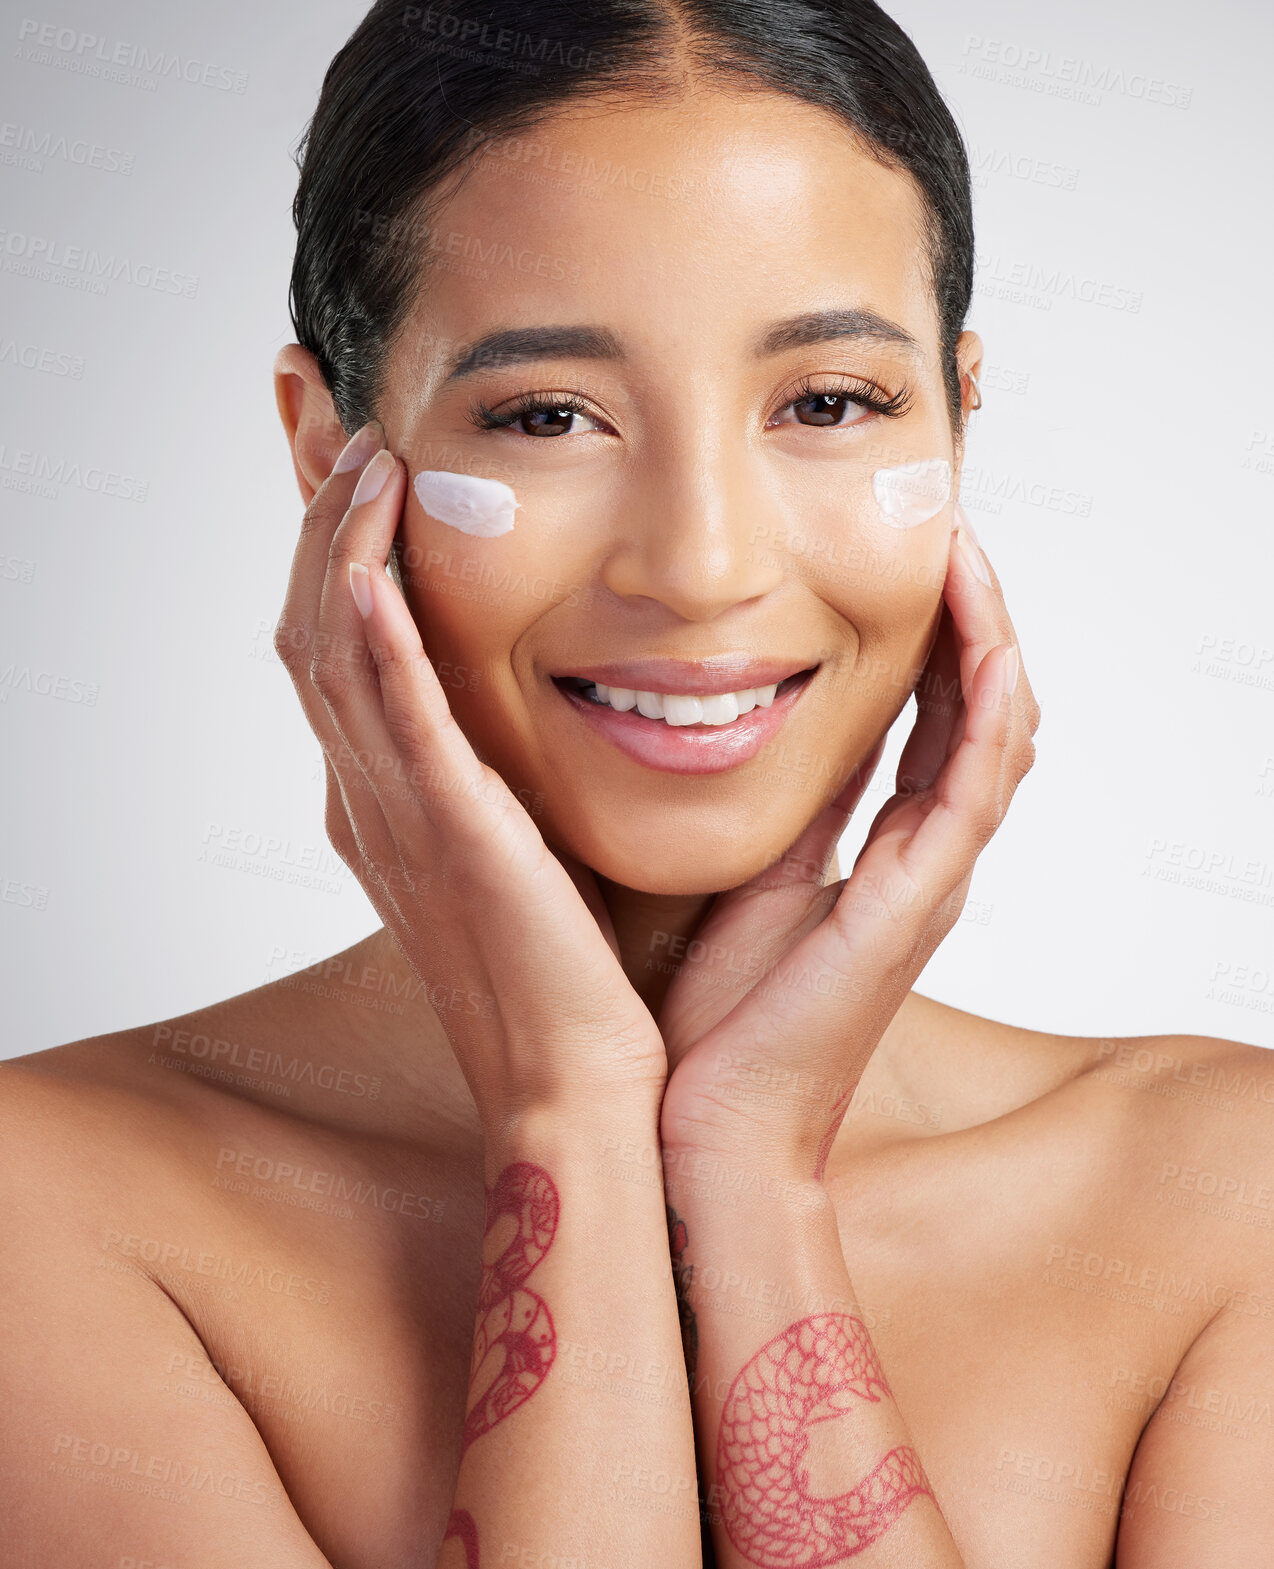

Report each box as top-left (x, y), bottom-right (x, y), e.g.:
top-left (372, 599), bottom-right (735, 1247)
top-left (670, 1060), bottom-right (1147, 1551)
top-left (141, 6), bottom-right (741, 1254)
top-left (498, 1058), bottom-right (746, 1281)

top-left (321, 89), bottom-right (984, 899)
top-left (871, 458), bottom-right (952, 530)
top-left (414, 470), bottom-right (520, 537)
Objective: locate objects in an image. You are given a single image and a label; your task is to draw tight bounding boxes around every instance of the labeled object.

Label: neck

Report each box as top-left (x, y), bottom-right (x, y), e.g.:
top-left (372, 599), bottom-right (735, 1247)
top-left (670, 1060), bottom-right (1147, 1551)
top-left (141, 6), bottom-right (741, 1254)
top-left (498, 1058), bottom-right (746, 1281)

top-left (355, 843), bottom-right (846, 1060)
top-left (594, 877), bottom-right (718, 1019)
top-left (344, 851), bottom-right (847, 1128)
top-left (356, 877), bottom-right (717, 1039)
top-left (307, 848), bottom-right (946, 1156)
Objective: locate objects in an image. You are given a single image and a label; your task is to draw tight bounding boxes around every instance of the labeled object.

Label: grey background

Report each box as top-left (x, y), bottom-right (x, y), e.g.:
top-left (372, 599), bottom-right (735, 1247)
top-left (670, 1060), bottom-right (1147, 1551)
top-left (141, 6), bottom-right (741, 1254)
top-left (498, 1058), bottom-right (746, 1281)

top-left (2, 1), bottom-right (1272, 1058)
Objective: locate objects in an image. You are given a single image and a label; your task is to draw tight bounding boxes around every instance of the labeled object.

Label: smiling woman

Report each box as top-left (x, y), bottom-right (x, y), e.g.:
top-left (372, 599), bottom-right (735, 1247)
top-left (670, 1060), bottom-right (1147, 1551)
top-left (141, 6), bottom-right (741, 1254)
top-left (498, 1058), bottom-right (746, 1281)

top-left (4, 1), bottom-right (1273, 1567)
top-left (279, 14), bottom-right (982, 895)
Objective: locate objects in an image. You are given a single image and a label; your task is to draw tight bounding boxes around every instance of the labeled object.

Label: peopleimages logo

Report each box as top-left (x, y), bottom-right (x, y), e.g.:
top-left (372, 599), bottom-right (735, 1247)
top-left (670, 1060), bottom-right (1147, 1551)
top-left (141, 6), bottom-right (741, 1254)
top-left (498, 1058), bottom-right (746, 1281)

top-left (0, 229), bottom-right (198, 298)
top-left (15, 18), bottom-right (248, 93)
top-left (959, 35), bottom-right (1192, 110)
top-left (0, 121), bottom-right (134, 174)
top-left (0, 444), bottom-right (148, 501)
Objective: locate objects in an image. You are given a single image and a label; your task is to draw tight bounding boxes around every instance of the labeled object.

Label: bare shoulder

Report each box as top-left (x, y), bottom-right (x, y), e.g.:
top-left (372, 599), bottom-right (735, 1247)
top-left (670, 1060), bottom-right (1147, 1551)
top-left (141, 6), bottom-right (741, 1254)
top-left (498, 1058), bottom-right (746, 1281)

top-left (1074, 1025), bottom-right (1274, 1165)
top-left (0, 963), bottom-right (478, 1562)
top-left (1072, 1032), bottom-right (1274, 1555)
top-left (886, 993), bottom-right (1274, 1252)
top-left (900, 991), bottom-right (1274, 1155)
top-left (954, 1002), bottom-right (1274, 1290)
top-left (0, 945), bottom-right (476, 1296)
top-left (4, 932), bottom-right (471, 1146)
top-left (1076, 1027), bottom-right (1274, 1262)
top-left (0, 1031), bottom-right (356, 1561)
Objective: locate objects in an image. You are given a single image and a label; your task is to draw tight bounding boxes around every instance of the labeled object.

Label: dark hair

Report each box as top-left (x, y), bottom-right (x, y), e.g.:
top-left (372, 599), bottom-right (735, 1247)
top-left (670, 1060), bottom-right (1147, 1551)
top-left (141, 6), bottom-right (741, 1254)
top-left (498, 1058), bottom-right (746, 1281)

top-left (289, 0), bottom-right (974, 435)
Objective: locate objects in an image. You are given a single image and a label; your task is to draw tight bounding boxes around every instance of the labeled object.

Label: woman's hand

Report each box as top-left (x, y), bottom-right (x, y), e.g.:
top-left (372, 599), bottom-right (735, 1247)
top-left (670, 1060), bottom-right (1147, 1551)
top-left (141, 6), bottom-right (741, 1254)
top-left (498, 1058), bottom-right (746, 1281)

top-left (272, 423), bottom-right (667, 1132)
top-left (657, 511), bottom-right (1040, 1178)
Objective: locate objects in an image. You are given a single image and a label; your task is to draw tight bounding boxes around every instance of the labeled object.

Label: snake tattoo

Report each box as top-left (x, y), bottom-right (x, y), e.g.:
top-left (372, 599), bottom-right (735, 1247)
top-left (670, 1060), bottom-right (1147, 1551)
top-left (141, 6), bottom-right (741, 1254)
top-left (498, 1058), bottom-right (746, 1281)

top-left (443, 1160), bottom-right (560, 1567)
top-left (716, 1312), bottom-right (932, 1565)
top-left (441, 1507), bottom-right (480, 1569)
top-left (463, 1159), bottom-right (560, 1448)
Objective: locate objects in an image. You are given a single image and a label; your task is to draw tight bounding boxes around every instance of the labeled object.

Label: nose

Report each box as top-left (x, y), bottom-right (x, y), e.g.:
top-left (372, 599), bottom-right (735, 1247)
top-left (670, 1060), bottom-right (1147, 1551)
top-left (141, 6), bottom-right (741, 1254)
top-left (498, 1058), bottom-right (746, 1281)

top-left (597, 425), bottom-right (787, 622)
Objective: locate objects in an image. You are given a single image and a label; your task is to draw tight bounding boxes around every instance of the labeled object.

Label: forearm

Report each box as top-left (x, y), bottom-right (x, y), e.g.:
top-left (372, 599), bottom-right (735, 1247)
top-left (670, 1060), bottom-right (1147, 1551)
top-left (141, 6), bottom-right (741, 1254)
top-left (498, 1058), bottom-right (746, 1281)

top-left (442, 1107), bottom-right (701, 1569)
top-left (665, 1155), bottom-right (965, 1568)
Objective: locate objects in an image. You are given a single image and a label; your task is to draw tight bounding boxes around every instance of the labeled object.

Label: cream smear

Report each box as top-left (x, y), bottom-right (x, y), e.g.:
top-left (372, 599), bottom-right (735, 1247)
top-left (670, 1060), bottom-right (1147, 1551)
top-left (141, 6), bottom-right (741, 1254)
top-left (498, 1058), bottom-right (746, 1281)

top-left (871, 458), bottom-right (952, 530)
top-left (413, 470), bottom-right (519, 537)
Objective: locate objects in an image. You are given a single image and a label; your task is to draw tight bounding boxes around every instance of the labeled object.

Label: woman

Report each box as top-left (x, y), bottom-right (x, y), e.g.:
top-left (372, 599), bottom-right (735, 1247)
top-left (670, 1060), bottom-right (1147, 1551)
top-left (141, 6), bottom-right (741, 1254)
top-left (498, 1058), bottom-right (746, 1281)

top-left (3, 0), bottom-right (1269, 1564)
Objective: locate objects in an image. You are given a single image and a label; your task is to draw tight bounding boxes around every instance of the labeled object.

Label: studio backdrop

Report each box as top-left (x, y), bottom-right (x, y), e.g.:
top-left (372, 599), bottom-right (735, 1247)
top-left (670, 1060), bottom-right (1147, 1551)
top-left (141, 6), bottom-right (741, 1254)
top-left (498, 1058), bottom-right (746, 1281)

top-left (2, 0), bottom-right (1272, 1057)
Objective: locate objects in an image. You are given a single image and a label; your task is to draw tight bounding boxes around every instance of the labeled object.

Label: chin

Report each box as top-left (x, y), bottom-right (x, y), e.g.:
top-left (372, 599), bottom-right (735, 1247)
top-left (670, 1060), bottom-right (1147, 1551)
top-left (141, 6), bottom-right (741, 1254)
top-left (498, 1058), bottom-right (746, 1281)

top-left (541, 802), bottom-right (828, 897)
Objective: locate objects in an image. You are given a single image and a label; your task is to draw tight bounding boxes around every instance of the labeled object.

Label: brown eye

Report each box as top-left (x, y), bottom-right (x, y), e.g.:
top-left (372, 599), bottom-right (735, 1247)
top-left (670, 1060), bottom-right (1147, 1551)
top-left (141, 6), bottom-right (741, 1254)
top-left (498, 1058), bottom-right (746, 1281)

top-left (792, 392), bottom-right (869, 427)
top-left (518, 406), bottom-right (580, 437)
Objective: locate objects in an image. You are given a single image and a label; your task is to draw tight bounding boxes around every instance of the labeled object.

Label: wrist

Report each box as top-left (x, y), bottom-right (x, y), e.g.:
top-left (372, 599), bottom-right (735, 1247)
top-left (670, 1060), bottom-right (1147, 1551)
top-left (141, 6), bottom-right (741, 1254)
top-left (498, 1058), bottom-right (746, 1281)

top-left (660, 1141), bottom-right (831, 1220)
top-left (483, 1097), bottom-right (662, 1174)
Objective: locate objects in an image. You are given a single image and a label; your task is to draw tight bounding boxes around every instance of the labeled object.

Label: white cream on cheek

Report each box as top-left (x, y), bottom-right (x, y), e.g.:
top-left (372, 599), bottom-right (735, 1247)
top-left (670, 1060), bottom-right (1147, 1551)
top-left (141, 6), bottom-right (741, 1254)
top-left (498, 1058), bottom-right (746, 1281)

top-left (413, 470), bottom-right (520, 537)
top-left (871, 458), bottom-right (952, 529)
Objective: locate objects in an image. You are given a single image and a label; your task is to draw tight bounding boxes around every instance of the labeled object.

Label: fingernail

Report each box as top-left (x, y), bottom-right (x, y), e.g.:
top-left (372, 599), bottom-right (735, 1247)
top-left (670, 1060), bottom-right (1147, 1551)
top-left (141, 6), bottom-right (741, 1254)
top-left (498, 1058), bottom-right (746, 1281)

top-left (332, 420), bottom-right (384, 475)
top-left (1000, 643), bottom-right (1020, 698)
top-left (350, 447), bottom-right (395, 507)
top-left (953, 503), bottom-right (981, 548)
top-left (955, 525), bottom-right (992, 587)
top-left (348, 561), bottom-right (374, 619)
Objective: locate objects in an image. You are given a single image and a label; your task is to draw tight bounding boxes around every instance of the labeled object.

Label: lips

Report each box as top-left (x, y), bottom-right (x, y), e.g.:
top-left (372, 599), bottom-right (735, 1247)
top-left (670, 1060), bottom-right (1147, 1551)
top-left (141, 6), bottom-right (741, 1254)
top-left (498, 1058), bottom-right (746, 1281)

top-left (549, 663), bottom-right (820, 775)
top-left (548, 656), bottom-right (815, 696)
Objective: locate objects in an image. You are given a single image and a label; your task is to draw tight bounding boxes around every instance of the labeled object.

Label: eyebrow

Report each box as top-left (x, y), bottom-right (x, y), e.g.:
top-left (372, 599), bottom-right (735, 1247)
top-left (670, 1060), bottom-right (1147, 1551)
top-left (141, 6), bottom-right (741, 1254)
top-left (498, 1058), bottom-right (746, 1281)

top-left (755, 306), bottom-right (922, 361)
top-left (441, 306), bottom-right (922, 383)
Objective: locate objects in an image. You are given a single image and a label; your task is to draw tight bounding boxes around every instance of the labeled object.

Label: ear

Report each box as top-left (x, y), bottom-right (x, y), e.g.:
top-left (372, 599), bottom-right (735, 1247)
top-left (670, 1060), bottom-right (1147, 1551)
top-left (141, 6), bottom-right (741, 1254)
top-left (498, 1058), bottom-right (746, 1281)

top-left (950, 327), bottom-right (985, 496)
top-left (272, 343), bottom-right (348, 506)
top-left (955, 329), bottom-right (984, 422)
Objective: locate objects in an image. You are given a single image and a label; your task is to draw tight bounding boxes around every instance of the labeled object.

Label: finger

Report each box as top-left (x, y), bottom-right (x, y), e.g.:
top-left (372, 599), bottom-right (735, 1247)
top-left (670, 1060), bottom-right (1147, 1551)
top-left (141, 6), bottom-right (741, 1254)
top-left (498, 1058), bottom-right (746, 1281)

top-left (274, 420), bottom-right (385, 697)
top-left (318, 754), bottom-right (398, 906)
top-left (894, 598), bottom-right (962, 794)
top-left (312, 447), bottom-right (407, 724)
top-left (331, 489), bottom-right (529, 873)
top-left (276, 422), bottom-right (389, 809)
top-left (945, 506), bottom-right (1040, 740)
top-left (305, 449), bottom-right (430, 897)
top-left (344, 528), bottom-right (641, 1036)
top-left (724, 645), bottom-right (1018, 1072)
top-left (272, 421), bottom-right (411, 897)
top-left (900, 639), bottom-right (1028, 895)
top-left (554, 850), bottom-right (623, 961)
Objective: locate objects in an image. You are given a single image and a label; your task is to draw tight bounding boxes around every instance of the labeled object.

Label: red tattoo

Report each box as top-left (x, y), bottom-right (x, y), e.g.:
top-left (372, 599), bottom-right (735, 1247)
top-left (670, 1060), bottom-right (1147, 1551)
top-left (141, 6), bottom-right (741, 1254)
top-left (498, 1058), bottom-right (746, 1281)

top-left (463, 1160), bottom-right (559, 1450)
top-left (716, 1313), bottom-right (931, 1564)
top-left (443, 1507), bottom-right (480, 1568)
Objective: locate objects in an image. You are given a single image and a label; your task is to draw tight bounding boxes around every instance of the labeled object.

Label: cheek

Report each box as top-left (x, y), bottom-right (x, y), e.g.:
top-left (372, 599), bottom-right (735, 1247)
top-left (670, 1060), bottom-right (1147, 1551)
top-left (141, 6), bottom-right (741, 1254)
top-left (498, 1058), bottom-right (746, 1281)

top-left (413, 470), bottom-right (519, 537)
top-left (871, 458), bottom-right (951, 530)
top-left (395, 495), bottom-right (533, 677)
top-left (394, 476), bottom-right (596, 739)
top-left (398, 453), bottom-right (608, 631)
top-left (757, 445), bottom-right (951, 638)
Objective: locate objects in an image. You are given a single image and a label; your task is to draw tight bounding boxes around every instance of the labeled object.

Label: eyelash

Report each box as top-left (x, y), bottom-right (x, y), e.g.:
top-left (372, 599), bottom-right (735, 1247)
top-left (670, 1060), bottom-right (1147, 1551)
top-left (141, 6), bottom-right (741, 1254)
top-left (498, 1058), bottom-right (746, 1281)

top-left (467, 389), bottom-right (597, 434)
top-left (776, 373), bottom-right (913, 426)
top-left (465, 374), bottom-right (912, 435)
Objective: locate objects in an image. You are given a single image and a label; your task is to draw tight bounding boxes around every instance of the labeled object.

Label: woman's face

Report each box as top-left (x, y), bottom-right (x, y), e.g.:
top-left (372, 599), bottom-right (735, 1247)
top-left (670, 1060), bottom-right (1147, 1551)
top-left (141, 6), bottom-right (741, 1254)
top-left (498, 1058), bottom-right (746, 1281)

top-left (376, 88), bottom-right (980, 894)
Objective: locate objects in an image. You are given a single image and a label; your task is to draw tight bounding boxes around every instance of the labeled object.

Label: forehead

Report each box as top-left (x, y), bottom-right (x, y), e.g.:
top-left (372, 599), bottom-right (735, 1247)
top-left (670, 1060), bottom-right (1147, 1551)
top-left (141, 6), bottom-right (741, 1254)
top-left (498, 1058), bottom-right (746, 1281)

top-left (393, 88), bottom-right (937, 385)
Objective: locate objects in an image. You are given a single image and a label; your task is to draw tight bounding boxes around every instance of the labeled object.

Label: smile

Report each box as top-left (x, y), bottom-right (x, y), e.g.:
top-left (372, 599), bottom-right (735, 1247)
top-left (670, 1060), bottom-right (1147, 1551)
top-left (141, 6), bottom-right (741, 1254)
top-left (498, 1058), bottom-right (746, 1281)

top-left (550, 663), bottom-right (820, 775)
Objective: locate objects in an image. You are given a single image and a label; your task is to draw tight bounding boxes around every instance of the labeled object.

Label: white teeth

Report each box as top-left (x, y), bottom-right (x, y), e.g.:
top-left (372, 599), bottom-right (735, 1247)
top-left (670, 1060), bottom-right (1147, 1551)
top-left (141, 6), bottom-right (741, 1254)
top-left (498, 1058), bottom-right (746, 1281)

top-left (699, 692), bottom-right (739, 725)
top-left (601, 684), bottom-right (637, 711)
top-left (663, 694), bottom-right (703, 726)
top-left (574, 678), bottom-right (789, 725)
